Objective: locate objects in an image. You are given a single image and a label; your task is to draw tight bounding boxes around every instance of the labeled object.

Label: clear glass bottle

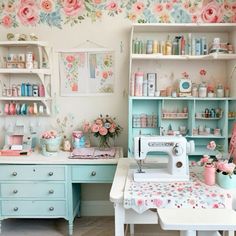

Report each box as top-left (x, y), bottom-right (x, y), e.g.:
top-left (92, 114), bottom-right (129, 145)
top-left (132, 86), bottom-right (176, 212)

top-left (216, 84), bottom-right (224, 98)
top-left (198, 83), bottom-right (207, 98)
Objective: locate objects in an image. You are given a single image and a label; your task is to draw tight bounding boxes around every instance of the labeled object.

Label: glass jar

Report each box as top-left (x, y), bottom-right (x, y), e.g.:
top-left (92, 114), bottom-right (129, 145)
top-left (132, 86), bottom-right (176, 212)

top-left (198, 83), bottom-right (207, 98)
top-left (216, 84), bottom-right (224, 98)
top-left (192, 83), bottom-right (198, 97)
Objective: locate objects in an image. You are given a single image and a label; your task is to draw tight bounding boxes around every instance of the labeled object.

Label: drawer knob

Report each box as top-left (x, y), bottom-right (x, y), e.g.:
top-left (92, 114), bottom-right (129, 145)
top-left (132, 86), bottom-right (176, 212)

top-left (91, 171), bottom-right (96, 176)
top-left (12, 172), bottom-right (17, 176)
top-left (49, 189), bottom-right (54, 194)
top-left (13, 189), bottom-right (18, 194)
top-left (48, 172), bottom-right (54, 176)
top-left (13, 207), bottom-right (18, 211)
top-left (49, 207), bottom-right (54, 211)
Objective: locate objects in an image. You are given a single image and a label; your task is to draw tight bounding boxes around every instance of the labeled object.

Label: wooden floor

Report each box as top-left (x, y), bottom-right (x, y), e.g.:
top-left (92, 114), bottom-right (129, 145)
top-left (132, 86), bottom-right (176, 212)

top-left (0, 216), bottom-right (180, 236)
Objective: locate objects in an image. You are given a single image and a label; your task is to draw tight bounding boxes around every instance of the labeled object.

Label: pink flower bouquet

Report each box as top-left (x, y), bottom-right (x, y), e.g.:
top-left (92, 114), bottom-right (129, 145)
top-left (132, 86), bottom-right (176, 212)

top-left (41, 130), bottom-right (58, 139)
top-left (82, 114), bottom-right (123, 148)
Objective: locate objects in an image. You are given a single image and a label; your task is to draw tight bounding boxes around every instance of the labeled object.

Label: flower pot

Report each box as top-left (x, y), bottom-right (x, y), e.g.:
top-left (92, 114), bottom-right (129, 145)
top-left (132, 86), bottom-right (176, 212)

top-left (216, 171), bottom-right (236, 189)
top-left (40, 136), bottom-right (61, 156)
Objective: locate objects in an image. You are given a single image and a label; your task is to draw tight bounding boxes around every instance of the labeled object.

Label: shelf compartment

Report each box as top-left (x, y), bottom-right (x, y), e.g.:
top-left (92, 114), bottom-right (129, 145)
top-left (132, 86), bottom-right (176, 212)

top-left (0, 68), bottom-right (51, 74)
top-left (131, 53), bottom-right (236, 61)
top-left (162, 112), bottom-right (188, 119)
top-left (0, 97), bottom-right (52, 101)
top-left (187, 135), bottom-right (225, 139)
top-left (132, 23), bottom-right (236, 33)
top-left (0, 41), bottom-right (48, 47)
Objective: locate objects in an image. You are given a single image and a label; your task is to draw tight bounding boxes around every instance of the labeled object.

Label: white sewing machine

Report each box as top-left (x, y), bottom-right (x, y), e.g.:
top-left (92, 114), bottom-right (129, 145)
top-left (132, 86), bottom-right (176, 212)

top-left (133, 135), bottom-right (193, 182)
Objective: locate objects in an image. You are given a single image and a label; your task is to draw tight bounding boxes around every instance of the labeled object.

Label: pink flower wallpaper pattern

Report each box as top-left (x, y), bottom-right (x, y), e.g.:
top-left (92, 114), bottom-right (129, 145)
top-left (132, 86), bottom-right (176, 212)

top-left (0, 0), bottom-right (235, 28)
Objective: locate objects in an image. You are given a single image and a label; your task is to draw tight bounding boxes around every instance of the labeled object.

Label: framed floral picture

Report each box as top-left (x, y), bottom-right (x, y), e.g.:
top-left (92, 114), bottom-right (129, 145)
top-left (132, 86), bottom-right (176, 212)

top-left (58, 48), bottom-right (115, 96)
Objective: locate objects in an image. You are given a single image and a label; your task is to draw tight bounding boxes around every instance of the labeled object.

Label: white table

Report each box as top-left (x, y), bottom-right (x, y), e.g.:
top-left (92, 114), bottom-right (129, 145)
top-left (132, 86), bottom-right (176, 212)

top-left (110, 158), bottom-right (236, 236)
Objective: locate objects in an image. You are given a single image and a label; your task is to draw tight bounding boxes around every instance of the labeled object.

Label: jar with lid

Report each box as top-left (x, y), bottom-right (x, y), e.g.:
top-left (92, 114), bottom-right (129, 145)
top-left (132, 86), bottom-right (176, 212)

top-left (198, 83), bottom-right (207, 98)
top-left (192, 83), bottom-right (198, 97)
top-left (216, 84), bottom-right (224, 98)
top-left (146, 40), bottom-right (153, 54)
top-left (204, 163), bottom-right (216, 186)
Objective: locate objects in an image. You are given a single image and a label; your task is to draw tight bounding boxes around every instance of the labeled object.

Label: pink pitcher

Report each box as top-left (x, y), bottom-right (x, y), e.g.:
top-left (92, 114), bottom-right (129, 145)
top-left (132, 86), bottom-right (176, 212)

top-left (204, 163), bottom-right (216, 186)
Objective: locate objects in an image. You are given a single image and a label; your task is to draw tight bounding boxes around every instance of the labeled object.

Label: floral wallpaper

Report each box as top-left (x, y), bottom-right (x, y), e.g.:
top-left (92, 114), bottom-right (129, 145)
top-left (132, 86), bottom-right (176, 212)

top-left (0, 0), bottom-right (235, 28)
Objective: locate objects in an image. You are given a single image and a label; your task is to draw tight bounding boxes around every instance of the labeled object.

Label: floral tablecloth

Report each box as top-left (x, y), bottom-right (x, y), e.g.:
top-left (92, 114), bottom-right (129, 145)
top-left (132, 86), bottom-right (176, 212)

top-left (124, 167), bottom-right (232, 214)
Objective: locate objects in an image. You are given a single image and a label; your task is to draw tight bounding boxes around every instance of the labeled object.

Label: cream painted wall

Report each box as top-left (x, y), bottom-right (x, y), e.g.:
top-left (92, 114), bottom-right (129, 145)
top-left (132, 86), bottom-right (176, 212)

top-left (0, 15), bottom-right (131, 155)
top-left (0, 15), bottom-right (131, 208)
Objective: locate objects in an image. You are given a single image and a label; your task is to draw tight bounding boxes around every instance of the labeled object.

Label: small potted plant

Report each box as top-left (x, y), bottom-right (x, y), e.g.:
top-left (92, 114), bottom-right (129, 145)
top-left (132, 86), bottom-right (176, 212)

top-left (40, 130), bottom-right (61, 156)
top-left (201, 141), bottom-right (236, 189)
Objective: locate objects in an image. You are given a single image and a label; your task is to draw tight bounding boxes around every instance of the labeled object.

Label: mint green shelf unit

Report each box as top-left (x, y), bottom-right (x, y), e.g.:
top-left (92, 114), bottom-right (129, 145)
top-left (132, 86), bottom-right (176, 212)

top-left (128, 23), bottom-right (236, 158)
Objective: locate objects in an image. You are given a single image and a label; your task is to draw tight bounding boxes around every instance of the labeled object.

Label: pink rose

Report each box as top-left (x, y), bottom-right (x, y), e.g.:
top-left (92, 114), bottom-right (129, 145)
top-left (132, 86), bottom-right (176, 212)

top-left (2, 15), bottom-right (12, 28)
top-left (93, 0), bottom-right (102, 4)
top-left (192, 15), bottom-right (198, 23)
top-left (20, 0), bottom-right (35, 5)
top-left (231, 14), bottom-right (236, 23)
top-left (154, 3), bottom-right (163, 12)
top-left (40, 0), bottom-right (54, 13)
top-left (231, 3), bottom-right (236, 12)
top-left (201, 1), bottom-right (223, 23)
top-left (99, 127), bottom-right (108, 136)
top-left (95, 119), bottom-right (103, 127)
top-left (200, 69), bottom-right (207, 76)
top-left (91, 124), bottom-right (99, 133)
top-left (66, 55), bottom-right (75, 63)
top-left (107, 1), bottom-right (118, 11)
top-left (200, 155), bottom-right (210, 164)
top-left (133, 2), bottom-right (145, 14)
top-left (154, 199), bottom-right (163, 207)
top-left (165, 3), bottom-right (173, 10)
top-left (62, 0), bottom-right (84, 16)
top-left (137, 199), bottom-right (143, 206)
top-left (109, 127), bottom-right (115, 133)
top-left (17, 3), bottom-right (39, 26)
top-left (102, 71), bottom-right (108, 79)
top-left (207, 141), bottom-right (216, 151)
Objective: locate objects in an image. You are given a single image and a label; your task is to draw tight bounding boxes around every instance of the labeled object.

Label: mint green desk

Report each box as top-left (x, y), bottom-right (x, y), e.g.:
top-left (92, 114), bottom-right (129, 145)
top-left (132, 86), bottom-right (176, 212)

top-left (0, 148), bottom-right (122, 236)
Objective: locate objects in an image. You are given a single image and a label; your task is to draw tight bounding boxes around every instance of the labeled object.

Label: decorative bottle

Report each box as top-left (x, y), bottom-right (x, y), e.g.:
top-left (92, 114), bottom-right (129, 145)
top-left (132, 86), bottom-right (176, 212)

top-left (204, 163), bottom-right (216, 186)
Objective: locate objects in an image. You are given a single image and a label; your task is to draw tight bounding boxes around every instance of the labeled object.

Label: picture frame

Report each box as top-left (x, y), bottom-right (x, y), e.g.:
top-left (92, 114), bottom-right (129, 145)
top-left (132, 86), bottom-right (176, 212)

top-left (58, 48), bottom-right (115, 96)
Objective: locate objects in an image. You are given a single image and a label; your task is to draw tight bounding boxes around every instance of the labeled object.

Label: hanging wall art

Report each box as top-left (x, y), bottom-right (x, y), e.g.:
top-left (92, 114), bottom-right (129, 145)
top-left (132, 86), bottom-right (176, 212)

top-left (58, 48), bottom-right (114, 96)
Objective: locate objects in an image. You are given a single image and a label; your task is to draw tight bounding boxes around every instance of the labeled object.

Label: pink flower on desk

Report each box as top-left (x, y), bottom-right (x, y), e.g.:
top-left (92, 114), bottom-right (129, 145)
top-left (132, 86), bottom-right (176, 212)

top-left (42, 130), bottom-right (58, 139)
top-left (200, 155), bottom-right (210, 165)
top-left (99, 126), bottom-right (108, 136)
top-left (91, 124), bottom-right (99, 133)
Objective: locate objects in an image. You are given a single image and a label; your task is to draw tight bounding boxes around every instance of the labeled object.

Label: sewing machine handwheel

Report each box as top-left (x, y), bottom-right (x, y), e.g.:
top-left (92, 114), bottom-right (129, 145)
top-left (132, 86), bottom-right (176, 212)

top-left (176, 161), bottom-right (183, 168)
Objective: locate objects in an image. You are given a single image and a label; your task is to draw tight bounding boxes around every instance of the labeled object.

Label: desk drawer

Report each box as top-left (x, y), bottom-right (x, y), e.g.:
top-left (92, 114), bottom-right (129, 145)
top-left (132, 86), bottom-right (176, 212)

top-left (2, 200), bottom-right (66, 216)
top-left (1, 183), bottom-right (65, 198)
top-left (0, 165), bottom-right (65, 181)
top-left (72, 165), bottom-right (116, 182)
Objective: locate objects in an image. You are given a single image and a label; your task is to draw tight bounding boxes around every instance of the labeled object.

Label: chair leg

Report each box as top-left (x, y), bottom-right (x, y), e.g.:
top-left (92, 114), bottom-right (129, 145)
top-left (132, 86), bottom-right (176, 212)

top-left (130, 224), bottom-right (134, 235)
